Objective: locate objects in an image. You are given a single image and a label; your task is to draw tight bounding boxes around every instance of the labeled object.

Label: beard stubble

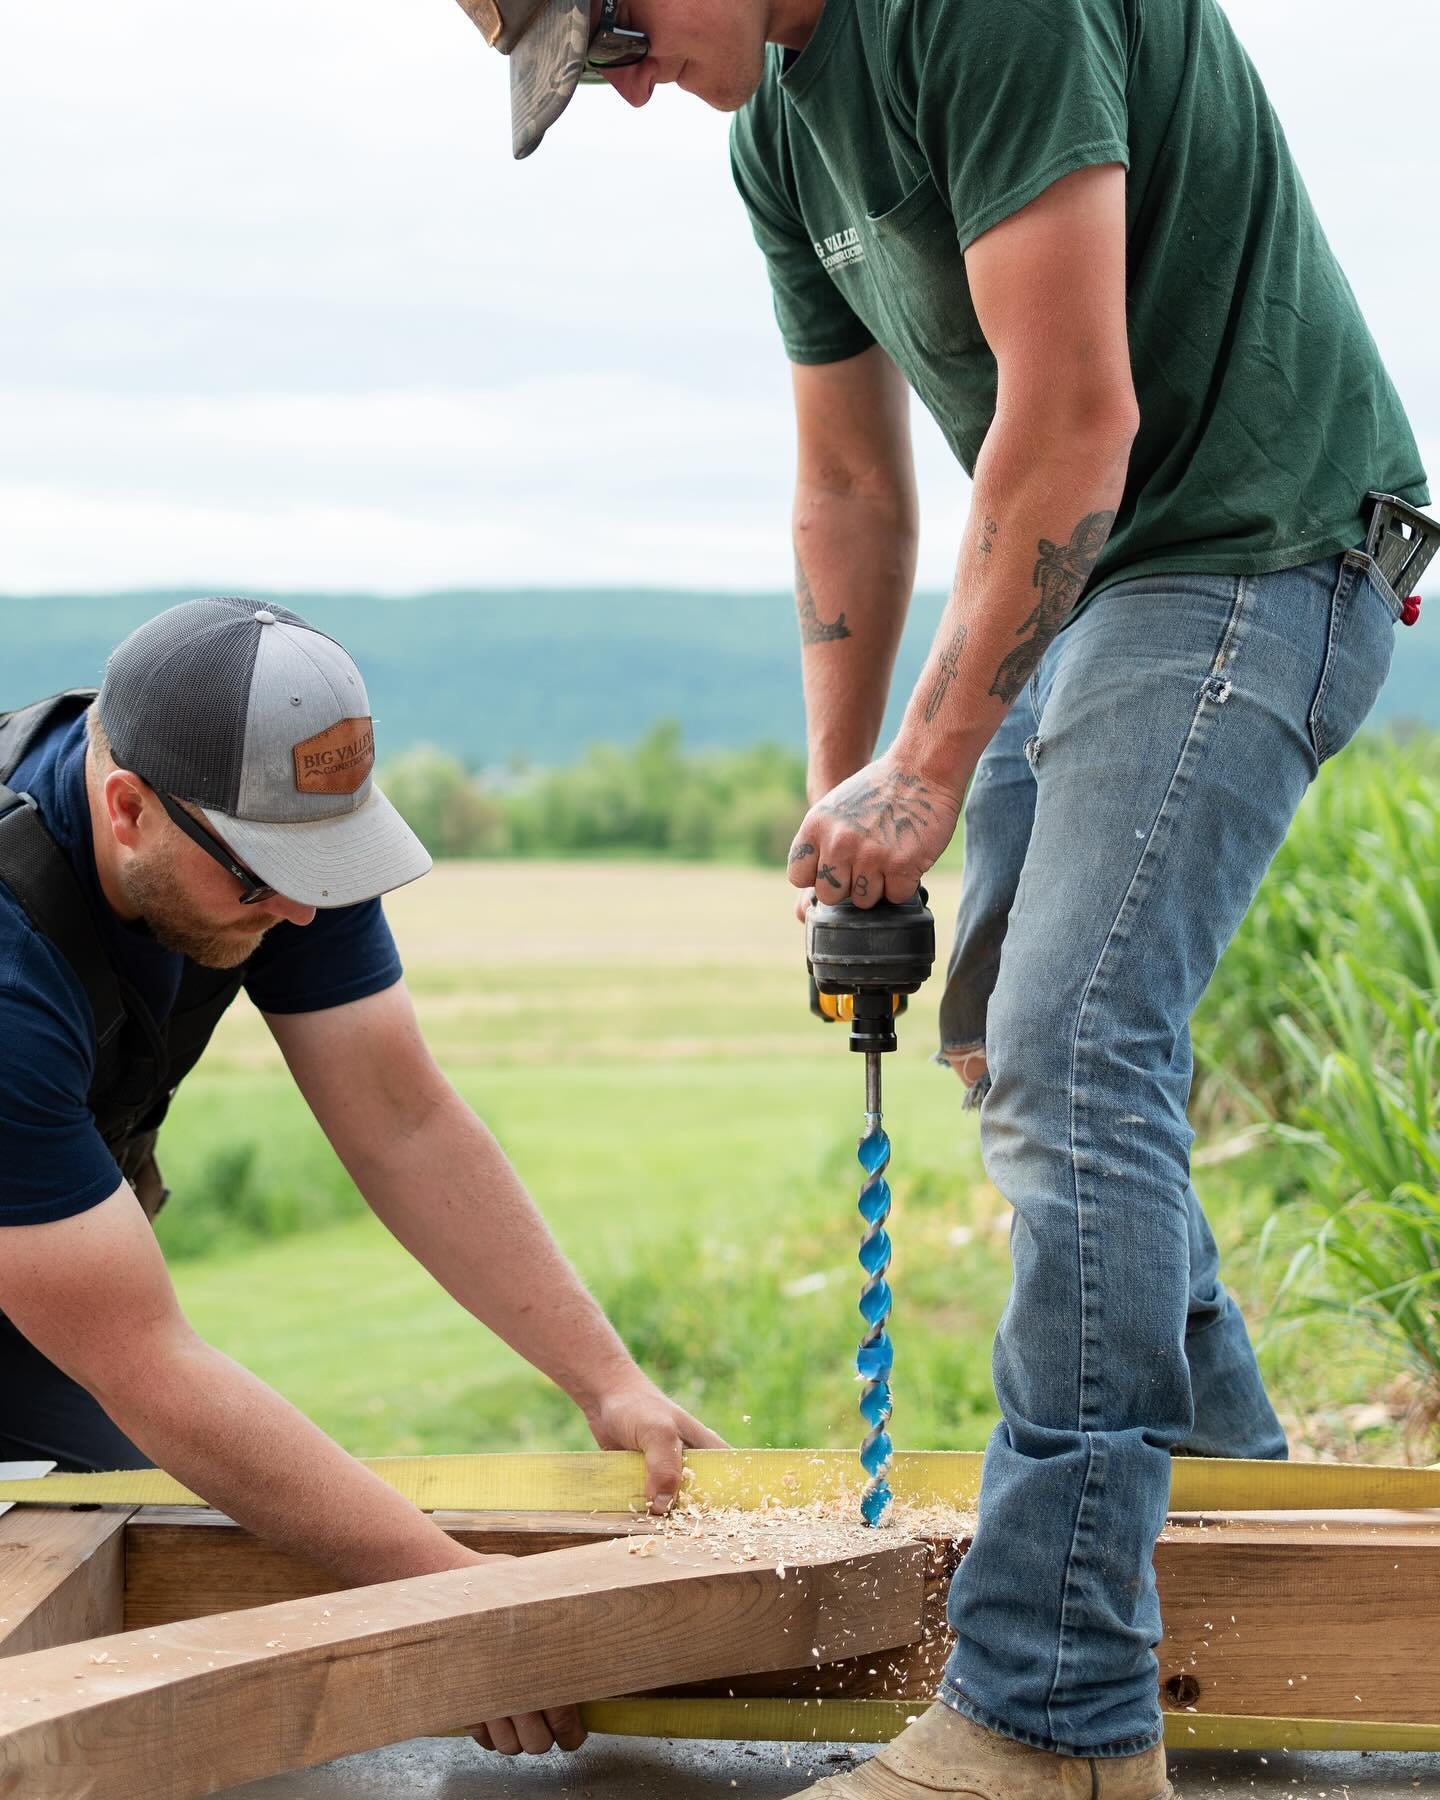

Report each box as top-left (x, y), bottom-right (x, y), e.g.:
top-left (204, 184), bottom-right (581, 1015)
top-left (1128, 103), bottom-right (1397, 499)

top-left (121, 850), bottom-right (273, 969)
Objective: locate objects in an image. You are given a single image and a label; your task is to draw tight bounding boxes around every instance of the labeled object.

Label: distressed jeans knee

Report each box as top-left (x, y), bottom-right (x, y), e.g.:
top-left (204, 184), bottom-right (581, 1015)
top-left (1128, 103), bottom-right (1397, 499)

top-left (936, 1043), bottom-right (991, 1108)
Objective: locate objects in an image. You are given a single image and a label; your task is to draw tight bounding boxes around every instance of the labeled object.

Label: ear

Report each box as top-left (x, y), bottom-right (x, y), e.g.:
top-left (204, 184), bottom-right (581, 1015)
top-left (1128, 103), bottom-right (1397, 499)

top-left (102, 767), bottom-right (157, 852)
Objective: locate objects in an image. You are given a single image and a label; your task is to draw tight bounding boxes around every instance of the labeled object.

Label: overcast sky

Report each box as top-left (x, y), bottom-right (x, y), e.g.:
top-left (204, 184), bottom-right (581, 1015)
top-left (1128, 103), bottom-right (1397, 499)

top-left (1, 0), bottom-right (1435, 595)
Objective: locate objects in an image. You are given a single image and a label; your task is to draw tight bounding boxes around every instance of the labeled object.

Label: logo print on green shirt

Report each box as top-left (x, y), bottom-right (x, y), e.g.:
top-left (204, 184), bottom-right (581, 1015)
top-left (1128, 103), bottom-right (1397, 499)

top-left (813, 226), bottom-right (864, 272)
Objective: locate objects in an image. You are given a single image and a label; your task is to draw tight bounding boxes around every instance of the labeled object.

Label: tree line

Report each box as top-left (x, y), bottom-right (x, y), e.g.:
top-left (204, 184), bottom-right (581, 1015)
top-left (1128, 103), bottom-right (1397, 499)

top-left (378, 721), bottom-right (808, 863)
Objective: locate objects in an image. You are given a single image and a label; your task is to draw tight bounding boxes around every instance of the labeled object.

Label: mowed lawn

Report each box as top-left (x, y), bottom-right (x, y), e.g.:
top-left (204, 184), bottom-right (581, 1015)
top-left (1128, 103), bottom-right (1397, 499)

top-left (167, 857), bottom-right (990, 1455)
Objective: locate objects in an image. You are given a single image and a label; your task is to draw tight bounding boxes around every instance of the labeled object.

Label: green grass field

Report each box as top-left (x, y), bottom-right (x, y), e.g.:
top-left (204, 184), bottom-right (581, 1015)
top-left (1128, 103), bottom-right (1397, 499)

top-left (165, 858), bottom-right (1004, 1455)
top-left (161, 842), bottom-right (1428, 1466)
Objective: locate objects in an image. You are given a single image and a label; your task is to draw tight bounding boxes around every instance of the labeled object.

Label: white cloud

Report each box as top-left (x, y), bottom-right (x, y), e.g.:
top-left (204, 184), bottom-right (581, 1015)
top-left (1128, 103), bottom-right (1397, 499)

top-left (0, 0), bottom-right (1431, 593)
top-left (0, 379), bottom-right (968, 590)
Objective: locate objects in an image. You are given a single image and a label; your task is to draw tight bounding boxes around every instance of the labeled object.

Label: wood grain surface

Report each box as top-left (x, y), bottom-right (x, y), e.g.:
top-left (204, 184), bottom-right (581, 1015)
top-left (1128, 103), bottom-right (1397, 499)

top-left (122, 1507), bottom-right (650, 1629)
top-left (0, 1508), bottom-right (131, 1658)
top-left (0, 1531), bottom-right (927, 1799)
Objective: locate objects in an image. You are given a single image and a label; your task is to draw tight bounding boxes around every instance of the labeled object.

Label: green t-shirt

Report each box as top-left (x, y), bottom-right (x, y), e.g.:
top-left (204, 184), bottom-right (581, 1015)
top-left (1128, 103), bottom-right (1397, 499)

top-left (730, 0), bottom-right (1428, 601)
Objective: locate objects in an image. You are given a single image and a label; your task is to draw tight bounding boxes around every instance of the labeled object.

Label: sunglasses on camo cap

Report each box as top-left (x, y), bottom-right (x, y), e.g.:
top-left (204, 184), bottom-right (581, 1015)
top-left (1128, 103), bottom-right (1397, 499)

top-left (579, 0), bottom-right (649, 81)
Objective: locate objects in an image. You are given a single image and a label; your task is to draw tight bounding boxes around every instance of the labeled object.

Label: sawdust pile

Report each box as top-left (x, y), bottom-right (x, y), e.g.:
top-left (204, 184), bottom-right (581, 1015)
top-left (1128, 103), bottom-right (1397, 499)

top-left (626, 1491), bottom-right (977, 1567)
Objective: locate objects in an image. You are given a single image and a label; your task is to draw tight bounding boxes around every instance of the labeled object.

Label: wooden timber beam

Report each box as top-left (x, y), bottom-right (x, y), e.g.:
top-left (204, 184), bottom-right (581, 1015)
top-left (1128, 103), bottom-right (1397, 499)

top-left (114, 1507), bottom-right (1440, 1728)
top-left (0, 1530), bottom-right (927, 1799)
top-left (4, 1503), bottom-right (1435, 1778)
top-left (0, 1507), bottom-right (132, 1658)
top-left (121, 1507), bottom-right (644, 1630)
top-left (662, 1513), bottom-right (1440, 1728)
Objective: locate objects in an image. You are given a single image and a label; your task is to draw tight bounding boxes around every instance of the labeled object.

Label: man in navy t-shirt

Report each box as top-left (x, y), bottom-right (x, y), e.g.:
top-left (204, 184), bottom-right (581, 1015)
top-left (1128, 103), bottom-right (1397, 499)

top-left (0, 598), bottom-right (720, 1760)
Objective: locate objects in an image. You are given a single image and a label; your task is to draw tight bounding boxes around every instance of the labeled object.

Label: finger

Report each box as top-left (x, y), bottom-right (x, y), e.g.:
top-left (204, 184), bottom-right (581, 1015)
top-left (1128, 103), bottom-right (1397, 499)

top-left (469, 1724), bottom-right (495, 1752)
top-left (812, 855), bottom-right (850, 902)
top-left (676, 1411), bottom-right (730, 1450)
top-left (849, 868), bottom-right (882, 909)
top-left (545, 1705), bottom-right (588, 1752)
top-left (478, 1717), bottom-right (522, 1756)
top-left (794, 886), bottom-right (816, 925)
top-left (512, 1710), bottom-right (558, 1756)
top-left (641, 1427), bottom-right (685, 1514)
top-left (881, 864), bottom-right (922, 904)
top-left (787, 831), bottom-right (820, 889)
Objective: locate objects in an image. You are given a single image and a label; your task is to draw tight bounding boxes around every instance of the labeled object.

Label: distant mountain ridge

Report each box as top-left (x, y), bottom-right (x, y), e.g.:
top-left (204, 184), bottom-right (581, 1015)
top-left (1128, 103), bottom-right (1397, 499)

top-left (4, 589), bottom-right (1436, 766)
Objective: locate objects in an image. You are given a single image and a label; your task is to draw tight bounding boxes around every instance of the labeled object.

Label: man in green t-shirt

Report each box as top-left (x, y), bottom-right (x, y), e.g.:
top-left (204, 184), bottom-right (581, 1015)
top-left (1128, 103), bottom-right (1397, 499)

top-left (465, 0), bottom-right (1432, 1792)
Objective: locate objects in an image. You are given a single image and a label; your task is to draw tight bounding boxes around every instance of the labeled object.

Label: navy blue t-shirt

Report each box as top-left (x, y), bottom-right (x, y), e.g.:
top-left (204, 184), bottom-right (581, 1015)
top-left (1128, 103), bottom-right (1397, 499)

top-left (0, 708), bottom-right (405, 1226)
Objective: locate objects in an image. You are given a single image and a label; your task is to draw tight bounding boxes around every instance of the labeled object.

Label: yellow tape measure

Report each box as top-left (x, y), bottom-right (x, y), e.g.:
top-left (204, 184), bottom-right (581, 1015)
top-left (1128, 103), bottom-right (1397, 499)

top-left (1, 1448), bottom-right (1438, 1513)
top-left (575, 1697), bottom-right (1440, 1754)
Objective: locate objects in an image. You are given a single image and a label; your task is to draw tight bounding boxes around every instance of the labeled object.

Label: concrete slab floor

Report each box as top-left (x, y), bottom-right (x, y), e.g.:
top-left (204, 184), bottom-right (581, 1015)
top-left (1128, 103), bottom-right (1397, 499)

top-left (222, 1736), bottom-right (1440, 1799)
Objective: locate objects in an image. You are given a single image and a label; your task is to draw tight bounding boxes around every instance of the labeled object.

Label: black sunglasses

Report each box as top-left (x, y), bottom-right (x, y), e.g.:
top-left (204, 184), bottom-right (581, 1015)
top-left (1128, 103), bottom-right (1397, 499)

top-left (579, 0), bottom-right (648, 82)
top-left (158, 793), bottom-right (277, 906)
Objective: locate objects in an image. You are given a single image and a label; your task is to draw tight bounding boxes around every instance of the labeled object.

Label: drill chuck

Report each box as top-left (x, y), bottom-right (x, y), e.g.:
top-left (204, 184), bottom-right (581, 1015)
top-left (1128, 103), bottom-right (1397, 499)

top-left (806, 889), bottom-right (937, 1054)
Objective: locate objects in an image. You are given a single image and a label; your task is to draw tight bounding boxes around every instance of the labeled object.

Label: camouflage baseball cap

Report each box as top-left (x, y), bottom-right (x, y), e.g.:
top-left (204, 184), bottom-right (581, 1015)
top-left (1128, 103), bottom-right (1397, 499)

top-left (455, 0), bottom-right (590, 159)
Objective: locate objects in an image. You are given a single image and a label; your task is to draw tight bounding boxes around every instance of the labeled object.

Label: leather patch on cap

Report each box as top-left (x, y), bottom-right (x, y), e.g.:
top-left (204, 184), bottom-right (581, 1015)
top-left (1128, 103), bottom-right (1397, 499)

top-left (293, 716), bottom-right (375, 795)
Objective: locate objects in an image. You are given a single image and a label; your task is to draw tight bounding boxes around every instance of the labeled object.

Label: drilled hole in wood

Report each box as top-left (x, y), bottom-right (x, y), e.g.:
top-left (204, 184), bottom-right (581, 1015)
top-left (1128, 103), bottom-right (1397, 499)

top-left (1164, 1673), bottom-right (1202, 1708)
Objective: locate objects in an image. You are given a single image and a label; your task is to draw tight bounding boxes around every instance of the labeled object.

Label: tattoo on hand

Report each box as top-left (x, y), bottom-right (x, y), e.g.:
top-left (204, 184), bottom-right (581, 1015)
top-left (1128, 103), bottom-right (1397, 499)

top-left (789, 840), bottom-right (816, 865)
top-left (923, 623), bottom-right (968, 724)
top-left (852, 874), bottom-right (869, 898)
top-left (817, 863), bottom-right (842, 890)
top-left (988, 511), bottom-right (1115, 704)
top-left (796, 557), bottom-right (851, 645)
top-left (820, 768), bottom-right (935, 850)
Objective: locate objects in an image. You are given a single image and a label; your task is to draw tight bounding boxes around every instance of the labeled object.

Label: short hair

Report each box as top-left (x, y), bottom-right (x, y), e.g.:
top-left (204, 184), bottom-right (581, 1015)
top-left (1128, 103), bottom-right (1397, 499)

top-left (86, 704), bottom-right (115, 771)
top-left (88, 706), bottom-right (210, 824)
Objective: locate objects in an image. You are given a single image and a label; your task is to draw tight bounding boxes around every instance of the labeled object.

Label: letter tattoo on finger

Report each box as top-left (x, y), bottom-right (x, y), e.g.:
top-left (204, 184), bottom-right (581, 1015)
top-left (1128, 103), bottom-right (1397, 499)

top-left (817, 863), bottom-right (843, 890)
top-left (853, 874), bottom-right (870, 898)
top-left (788, 840), bottom-right (817, 865)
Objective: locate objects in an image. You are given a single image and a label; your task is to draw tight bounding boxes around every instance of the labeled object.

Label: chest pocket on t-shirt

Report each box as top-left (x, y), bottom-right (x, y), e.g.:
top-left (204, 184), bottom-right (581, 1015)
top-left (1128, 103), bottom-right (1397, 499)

top-left (863, 176), bottom-right (998, 460)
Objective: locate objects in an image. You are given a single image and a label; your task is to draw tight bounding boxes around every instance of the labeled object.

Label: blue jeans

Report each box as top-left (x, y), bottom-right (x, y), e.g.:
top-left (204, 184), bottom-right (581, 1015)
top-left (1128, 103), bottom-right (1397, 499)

top-left (934, 548), bottom-right (1404, 1757)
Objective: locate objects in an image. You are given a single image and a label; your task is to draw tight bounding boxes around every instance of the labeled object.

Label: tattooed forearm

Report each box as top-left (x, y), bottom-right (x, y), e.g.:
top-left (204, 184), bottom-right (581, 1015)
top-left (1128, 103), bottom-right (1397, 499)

top-left (820, 767), bottom-right (935, 849)
top-left (922, 623), bottom-right (968, 725)
top-left (988, 511), bottom-right (1114, 704)
top-left (978, 516), bottom-right (998, 557)
top-left (796, 556), bottom-right (851, 646)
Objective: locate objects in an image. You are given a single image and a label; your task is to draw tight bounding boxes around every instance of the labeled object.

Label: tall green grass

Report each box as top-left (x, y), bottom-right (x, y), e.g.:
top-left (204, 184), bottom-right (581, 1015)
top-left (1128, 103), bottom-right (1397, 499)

top-left (1199, 737), bottom-right (1440, 1451)
top-left (1192, 734), bottom-right (1440, 1124)
top-left (1257, 956), bottom-right (1440, 1447)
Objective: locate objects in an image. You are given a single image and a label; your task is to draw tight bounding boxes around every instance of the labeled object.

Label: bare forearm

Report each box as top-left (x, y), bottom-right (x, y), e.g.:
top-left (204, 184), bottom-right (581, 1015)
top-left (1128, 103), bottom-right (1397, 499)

top-left (892, 419), bottom-right (1133, 783)
top-left (356, 1093), bottom-right (642, 1418)
top-left (93, 1331), bottom-right (477, 1585)
top-left (794, 480), bottom-right (918, 801)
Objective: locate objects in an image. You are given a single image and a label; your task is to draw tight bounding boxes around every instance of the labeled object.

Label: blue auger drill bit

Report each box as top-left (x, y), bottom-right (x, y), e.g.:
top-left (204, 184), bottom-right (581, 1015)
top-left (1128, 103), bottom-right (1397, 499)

top-left (805, 890), bottom-right (935, 1531)
top-left (857, 1051), bottom-right (895, 1526)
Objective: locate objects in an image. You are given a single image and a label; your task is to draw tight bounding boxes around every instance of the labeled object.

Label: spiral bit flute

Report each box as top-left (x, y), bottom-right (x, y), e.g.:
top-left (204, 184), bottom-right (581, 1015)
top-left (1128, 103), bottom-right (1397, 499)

top-left (805, 890), bottom-right (935, 1530)
top-left (857, 1051), bottom-right (895, 1526)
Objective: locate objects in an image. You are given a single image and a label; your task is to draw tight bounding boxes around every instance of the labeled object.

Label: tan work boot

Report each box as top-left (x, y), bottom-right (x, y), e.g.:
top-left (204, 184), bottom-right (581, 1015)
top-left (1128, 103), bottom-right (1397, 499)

top-left (787, 1703), bottom-right (1175, 1798)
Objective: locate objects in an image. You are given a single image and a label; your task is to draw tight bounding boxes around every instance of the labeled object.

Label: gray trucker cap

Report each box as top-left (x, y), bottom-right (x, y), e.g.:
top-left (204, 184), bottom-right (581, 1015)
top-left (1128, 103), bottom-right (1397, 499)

top-left (97, 598), bottom-right (432, 908)
top-left (454, 0), bottom-right (590, 159)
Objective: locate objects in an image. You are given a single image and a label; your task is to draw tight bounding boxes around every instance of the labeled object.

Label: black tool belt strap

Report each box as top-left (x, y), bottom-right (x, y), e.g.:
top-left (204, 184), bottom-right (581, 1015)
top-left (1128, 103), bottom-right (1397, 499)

top-left (0, 784), bottom-right (128, 1055)
top-left (0, 689), bottom-right (244, 1154)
